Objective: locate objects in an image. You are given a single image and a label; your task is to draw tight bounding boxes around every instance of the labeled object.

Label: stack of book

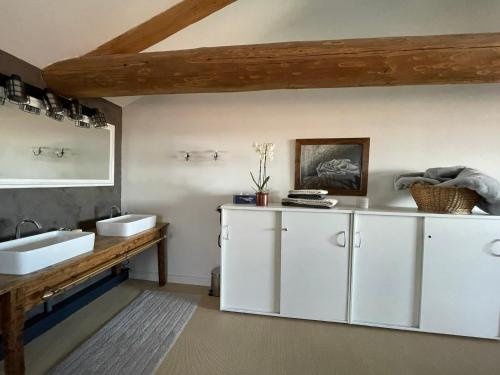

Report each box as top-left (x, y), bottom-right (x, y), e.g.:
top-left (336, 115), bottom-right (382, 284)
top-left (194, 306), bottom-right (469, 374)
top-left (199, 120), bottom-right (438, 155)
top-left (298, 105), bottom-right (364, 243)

top-left (281, 189), bottom-right (338, 209)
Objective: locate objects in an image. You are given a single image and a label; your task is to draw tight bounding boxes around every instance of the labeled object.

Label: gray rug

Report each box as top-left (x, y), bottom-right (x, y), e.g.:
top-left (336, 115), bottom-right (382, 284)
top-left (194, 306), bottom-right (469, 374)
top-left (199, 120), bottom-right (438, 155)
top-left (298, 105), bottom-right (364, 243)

top-left (49, 290), bottom-right (199, 375)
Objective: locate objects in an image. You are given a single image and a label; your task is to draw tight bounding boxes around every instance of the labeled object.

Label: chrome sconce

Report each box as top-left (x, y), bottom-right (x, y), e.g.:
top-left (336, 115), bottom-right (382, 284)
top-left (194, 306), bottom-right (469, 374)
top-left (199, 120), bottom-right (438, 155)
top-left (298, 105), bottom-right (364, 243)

top-left (0, 86), bottom-right (6, 105)
top-left (5, 74), bottom-right (41, 114)
top-left (0, 74), bottom-right (109, 129)
top-left (69, 100), bottom-right (83, 120)
top-left (91, 109), bottom-right (107, 128)
top-left (69, 100), bottom-right (90, 128)
top-left (19, 102), bottom-right (42, 115)
top-left (43, 89), bottom-right (64, 121)
top-left (74, 119), bottom-right (91, 128)
top-left (5, 74), bottom-right (28, 104)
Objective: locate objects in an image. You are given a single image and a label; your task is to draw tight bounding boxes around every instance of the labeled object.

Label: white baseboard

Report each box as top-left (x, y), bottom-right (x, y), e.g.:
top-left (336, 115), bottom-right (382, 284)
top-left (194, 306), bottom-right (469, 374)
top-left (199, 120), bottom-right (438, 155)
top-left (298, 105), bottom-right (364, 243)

top-left (130, 270), bottom-right (211, 287)
top-left (168, 273), bottom-right (211, 286)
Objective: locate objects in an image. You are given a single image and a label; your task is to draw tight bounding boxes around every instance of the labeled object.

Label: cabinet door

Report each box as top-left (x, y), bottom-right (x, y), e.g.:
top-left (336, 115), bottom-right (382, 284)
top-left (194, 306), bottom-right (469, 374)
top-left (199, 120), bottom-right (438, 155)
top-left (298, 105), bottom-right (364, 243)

top-left (221, 209), bottom-right (280, 313)
top-left (280, 211), bottom-right (350, 322)
top-left (351, 214), bottom-right (423, 327)
top-left (420, 217), bottom-right (500, 339)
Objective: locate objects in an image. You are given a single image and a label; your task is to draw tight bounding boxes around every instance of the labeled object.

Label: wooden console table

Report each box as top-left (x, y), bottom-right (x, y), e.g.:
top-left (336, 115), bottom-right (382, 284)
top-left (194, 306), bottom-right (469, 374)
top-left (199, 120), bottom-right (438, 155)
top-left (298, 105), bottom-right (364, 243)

top-left (0, 223), bottom-right (168, 375)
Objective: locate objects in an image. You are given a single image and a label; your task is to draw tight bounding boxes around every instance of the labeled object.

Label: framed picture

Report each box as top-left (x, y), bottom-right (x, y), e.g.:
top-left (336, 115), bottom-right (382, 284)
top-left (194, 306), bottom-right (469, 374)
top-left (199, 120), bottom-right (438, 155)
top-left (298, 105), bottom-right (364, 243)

top-left (295, 138), bottom-right (370, 196)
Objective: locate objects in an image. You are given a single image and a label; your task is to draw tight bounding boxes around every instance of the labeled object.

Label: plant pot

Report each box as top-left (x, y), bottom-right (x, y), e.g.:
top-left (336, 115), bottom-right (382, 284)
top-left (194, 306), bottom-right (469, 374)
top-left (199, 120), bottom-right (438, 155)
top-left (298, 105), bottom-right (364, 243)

top-left (255, 192), bottom-right (269, 207)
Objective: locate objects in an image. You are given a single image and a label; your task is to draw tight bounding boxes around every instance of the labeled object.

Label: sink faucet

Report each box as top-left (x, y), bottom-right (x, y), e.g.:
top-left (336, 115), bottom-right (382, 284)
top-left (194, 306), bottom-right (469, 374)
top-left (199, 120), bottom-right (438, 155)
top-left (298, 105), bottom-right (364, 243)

top-left (57, 227), bottom-right (72, 231)
top-left (15, 218), bottom-right (42, 239)
top-left (110, 205), bottom-right (121, 218)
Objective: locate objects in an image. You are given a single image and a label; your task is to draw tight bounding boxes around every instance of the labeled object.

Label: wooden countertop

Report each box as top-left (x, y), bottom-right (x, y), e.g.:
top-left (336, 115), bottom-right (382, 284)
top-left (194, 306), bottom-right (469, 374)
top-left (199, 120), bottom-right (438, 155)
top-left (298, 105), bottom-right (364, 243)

top-left (0, 223), bottom-right (169, 375)
top-left (0, 223), bottom-right (168, 297)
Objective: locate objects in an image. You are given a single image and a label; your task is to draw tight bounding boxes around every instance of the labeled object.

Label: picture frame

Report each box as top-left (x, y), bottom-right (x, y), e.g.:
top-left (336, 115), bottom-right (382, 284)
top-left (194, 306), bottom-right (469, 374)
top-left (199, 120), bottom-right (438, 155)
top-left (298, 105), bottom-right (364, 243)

top-left (294, 138), bottom-right (370, 196)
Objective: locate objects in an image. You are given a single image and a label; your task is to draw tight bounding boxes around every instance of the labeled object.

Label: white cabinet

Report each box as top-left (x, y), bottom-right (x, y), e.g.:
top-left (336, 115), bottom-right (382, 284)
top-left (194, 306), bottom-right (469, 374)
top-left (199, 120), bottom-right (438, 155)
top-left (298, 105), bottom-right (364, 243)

top-left (351, 214), bottom-right (423, 327)
top-left (420, 217), bottom-right (500, 339)
top-left (280, 211), bottom-right (350, 322)
top-left (221, 209), bottom-right (280, 313)
top-left (220, 205), bottom-right (500, 340)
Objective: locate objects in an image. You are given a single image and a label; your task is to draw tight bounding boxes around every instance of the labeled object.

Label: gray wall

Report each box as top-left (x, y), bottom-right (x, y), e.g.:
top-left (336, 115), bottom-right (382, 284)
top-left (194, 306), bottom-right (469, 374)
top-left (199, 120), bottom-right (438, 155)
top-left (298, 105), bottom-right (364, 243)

top-left (0, 49), bottom-right (122, 240)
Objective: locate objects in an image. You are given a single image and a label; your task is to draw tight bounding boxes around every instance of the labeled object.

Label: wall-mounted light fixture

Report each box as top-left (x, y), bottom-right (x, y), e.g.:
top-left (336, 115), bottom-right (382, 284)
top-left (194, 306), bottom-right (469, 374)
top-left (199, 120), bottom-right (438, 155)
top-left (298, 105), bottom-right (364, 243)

top-left (91, 108), bottom-right (107, 128)
top-left (5, 74), bottom-right (29, 104)
top-left (69, 99), bottom-right (91, 128)
top-left (0, 86), bottom-right (6, 105)
top-left (19, 101), bottom-right (42, 115)
top-left (69, 100), bottom-right (83, 120)
top-left (4, 75), bottom-right (40, 114)
top-left (43, 89), bottom-right (64, 121)
top-left (74, 119), bottom-right (91, 128)
top-left (0, 73), bottom-right (110, 129)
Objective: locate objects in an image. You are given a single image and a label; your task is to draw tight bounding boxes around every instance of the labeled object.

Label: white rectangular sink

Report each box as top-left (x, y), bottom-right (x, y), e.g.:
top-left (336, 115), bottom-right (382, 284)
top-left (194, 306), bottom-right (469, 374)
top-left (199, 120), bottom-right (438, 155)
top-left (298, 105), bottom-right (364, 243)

top-left (96, 214), bottom-right (157, 237)
top-left (0, 231), bottom-right (95, 275)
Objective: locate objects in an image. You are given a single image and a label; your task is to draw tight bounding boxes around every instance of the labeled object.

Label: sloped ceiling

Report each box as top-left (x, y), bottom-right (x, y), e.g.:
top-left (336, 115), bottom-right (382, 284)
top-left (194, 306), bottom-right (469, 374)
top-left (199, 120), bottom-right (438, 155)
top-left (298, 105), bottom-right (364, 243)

top-left (1, 0), bottom-right (500, 106)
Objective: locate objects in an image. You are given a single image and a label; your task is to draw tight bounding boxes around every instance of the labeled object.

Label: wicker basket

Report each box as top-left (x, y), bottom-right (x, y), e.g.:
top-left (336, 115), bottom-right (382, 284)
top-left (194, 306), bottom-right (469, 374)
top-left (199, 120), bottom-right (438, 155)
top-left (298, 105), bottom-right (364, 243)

top-left (409, 184), bottom-right (479, 214)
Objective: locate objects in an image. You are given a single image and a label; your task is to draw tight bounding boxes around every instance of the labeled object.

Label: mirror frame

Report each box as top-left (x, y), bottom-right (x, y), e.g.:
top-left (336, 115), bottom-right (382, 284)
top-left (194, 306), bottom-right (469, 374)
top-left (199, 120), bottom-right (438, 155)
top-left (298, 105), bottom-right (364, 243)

top-left (0, 104), bottom-right (115, 188)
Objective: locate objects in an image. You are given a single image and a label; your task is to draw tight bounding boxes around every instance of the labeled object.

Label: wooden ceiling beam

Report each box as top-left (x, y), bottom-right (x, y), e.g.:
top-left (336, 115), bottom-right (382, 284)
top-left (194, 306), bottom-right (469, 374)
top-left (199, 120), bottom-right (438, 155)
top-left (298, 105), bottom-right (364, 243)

top-left (84, 0), bottom-right (237, 56)
top-left (43, 32), bottom-right (500, 97)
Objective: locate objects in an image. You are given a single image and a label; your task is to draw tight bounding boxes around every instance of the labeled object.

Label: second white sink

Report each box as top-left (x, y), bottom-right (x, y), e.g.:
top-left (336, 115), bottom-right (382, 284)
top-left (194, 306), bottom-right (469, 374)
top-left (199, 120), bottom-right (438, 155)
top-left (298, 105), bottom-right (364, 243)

top-left (96, 214), bottom-right (157, 237)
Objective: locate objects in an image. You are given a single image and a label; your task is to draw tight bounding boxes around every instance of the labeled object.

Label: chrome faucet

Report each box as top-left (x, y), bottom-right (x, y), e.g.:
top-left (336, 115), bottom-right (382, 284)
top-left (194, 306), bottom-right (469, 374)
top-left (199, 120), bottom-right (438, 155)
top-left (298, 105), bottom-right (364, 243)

top-left (15, 218), bottom-right (42, 239)
top-left (110, 205), bottom-right (121, 218)
top-left (57, 227), bottom-right (72, 231)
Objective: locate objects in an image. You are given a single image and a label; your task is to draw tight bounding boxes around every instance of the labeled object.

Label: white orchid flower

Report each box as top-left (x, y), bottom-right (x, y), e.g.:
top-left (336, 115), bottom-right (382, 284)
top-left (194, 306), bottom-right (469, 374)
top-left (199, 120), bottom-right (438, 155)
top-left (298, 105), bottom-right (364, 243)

top-left (250, 142), bottom-right (275, 193)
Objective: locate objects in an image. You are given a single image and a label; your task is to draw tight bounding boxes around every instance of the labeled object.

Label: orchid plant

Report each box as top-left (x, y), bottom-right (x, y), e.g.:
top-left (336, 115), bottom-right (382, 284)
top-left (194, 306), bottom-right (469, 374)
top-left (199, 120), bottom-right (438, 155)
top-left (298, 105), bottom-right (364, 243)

top-left (250, 142), bottom-right (275, 193)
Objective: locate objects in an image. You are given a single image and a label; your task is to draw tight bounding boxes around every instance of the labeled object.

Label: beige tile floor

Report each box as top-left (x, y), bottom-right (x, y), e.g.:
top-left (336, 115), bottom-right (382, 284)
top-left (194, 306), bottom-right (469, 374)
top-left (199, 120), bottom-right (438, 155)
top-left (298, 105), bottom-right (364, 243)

top-left (1, 279), bottom-right (499, 375)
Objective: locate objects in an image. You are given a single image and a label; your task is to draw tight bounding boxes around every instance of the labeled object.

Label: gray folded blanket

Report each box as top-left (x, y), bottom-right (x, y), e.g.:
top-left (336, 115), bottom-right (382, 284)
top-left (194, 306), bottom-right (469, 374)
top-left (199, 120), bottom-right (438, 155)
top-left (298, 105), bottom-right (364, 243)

top-left (394, 166), bottom-right (500, 215)
top-left (282, 202), bottom-right (331, 209)
top-left (288, 194), bottom-right (325, 200)
top-left (282, 197), bottom-right (338, 209)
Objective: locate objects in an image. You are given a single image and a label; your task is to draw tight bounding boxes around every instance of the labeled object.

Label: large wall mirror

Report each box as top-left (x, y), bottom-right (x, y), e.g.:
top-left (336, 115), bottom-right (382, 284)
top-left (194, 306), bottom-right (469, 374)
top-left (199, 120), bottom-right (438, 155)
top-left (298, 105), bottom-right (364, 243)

top-left (0, 98), bottom-right (114, 188)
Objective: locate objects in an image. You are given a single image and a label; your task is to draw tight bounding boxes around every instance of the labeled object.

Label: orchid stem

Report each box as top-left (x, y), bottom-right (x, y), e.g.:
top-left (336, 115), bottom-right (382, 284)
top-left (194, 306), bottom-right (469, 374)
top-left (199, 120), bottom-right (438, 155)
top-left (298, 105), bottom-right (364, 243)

top-left (263, 144), bottom-right (268, 191)
top-left (258, 158), bottom-right (262, 189)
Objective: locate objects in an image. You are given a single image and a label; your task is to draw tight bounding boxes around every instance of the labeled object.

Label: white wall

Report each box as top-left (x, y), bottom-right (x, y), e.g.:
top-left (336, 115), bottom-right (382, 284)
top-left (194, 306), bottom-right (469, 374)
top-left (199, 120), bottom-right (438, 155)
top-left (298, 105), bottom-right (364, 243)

top-left (122, 85), bottom-right (500, 285)
top-left (121, 0), bottom-right (500, 286)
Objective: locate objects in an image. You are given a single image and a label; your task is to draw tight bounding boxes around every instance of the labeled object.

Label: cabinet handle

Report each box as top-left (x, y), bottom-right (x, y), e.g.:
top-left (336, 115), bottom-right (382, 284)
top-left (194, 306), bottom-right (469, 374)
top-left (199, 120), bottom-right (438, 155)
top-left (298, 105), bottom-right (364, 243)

top-left (222, 225), bottom-right (229, 240)
top-left (338, 231), bottom-right (347, 247)
top-left (354, 231), bottom-right (362, 248)
top-left (492, 240), bottom-right (500, 257)
top-left (281, 228), bottom-right (288, 232)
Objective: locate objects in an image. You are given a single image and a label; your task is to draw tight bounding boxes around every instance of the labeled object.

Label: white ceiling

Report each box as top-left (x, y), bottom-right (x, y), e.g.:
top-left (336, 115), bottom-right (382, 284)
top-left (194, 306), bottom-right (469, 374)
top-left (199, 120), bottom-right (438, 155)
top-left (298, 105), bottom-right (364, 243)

top-left (2, 0), bottom-right (500, 106)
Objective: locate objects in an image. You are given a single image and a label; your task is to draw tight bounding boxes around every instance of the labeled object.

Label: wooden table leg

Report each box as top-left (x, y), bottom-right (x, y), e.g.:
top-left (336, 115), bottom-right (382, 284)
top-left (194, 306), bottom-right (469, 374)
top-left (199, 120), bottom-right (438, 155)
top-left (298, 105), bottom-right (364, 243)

top-left (1, 290), bottom-right (26, 375)
top-left (157, 228), bottom-right (167, 287)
